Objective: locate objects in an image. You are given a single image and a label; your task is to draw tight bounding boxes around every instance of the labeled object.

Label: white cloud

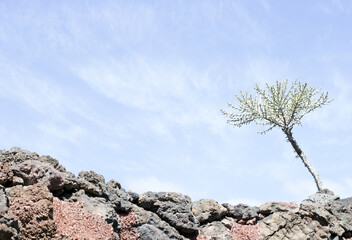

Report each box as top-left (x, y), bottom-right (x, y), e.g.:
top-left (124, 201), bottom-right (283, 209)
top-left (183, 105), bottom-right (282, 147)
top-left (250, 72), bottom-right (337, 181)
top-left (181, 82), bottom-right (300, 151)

top-left (0, 63), bottom-right (65, 119)
top-left (36, 122), bottom-right (86, 145)
top-left (306, 71), bottom-right (352, 131)
top-left (125, 176), bottom-right (186, 194)
top-left (73, 57), bottom-right (227, 136)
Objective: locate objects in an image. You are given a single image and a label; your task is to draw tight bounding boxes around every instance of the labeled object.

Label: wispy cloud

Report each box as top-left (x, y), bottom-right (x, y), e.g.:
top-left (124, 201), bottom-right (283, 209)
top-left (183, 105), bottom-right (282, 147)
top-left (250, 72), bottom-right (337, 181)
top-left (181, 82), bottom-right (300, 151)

top-left (73, 57), bottom-right (226, 136)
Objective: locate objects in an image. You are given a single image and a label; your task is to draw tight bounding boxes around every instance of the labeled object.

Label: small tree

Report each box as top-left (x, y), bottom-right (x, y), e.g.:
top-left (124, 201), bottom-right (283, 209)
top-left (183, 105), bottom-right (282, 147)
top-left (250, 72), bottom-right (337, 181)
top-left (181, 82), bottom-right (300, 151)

top-left (221, 79), bottom-right (332, 192)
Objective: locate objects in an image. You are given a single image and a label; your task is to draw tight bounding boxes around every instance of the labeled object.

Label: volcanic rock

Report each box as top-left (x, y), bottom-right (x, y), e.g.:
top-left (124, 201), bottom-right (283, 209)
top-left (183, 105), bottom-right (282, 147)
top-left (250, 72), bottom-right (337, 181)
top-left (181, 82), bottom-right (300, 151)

top-left (192, 199), bottom-right (227, 223)
top-left (138, 191), bottom-right (199, 235)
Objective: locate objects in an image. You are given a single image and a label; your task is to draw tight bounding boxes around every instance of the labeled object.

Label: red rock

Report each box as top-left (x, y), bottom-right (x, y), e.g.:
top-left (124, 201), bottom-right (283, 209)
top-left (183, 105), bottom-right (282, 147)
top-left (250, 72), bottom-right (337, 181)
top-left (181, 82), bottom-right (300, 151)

top-left (118, 212), bottom-right (139, 240)
top-left (0, 162), bottom-right (13, 185)
top-left (7, 182), bottom-right (58, 240)
top-left (53, 197), bottom-right (114, 240)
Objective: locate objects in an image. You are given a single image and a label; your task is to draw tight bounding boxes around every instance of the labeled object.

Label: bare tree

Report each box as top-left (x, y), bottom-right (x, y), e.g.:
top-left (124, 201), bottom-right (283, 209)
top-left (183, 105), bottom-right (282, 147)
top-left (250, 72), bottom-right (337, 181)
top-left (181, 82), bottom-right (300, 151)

top-left (221, 79), bottom-right (332, 192)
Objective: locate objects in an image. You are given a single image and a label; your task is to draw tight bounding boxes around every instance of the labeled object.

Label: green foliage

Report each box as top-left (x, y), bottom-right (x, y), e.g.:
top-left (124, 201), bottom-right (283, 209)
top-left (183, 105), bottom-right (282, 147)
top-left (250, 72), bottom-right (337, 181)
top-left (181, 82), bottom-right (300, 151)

top-left (221, 79), bottom-right (332, 134)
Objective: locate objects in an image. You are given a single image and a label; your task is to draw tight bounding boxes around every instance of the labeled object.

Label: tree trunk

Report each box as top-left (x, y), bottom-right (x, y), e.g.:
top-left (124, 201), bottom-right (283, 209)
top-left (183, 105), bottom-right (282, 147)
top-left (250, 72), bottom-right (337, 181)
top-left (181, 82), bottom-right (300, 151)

top-left (284, 130), bottom-right (323, 192)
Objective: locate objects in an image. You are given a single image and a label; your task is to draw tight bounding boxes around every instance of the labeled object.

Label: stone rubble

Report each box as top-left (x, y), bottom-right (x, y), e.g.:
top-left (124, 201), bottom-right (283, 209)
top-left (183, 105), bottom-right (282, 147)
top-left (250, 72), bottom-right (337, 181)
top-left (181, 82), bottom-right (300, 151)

top-left (0, 147), bottom-right (352, 240)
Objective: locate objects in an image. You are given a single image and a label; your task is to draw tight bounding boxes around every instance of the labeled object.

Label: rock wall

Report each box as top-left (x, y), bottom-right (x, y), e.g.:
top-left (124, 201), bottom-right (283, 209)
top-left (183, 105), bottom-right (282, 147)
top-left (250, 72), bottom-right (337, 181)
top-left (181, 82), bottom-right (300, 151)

top-left (0, 147), bottom-right (352, 240)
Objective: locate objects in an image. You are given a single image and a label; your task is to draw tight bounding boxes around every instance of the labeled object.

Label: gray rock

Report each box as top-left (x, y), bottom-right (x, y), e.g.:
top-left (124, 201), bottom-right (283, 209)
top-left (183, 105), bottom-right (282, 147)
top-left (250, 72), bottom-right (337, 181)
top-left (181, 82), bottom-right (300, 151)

top-left (0, 163), bottom-right (13, 186)
top-left (259, 211), bottom-right (329, 240)
top-left (302, 192), bottom-right (339, 205)
top-left (106, 182), bottom-right (133, 202)
top-left (138, 192), bottom-right (199, 235)
top-left (132, 205), bottom-right (187, 239)
top-left (222, 203), bottom-right (259, 220)
top-left (63, 171), bottom-right (80, 191)
top-left (242, 206), bottom-right (259, 220)
top-left (192, 199), bottom-right (227, 223)
top-left (259, 202), bottom-right (299, 216)
top-left (78, 170), bottom-right (105, 184)
top-left (222, 203), bottom-right (246, 218)
top-left (107, 179), bottom-right (121, 189)
top-left (67, 189), bottom-right (120, 233)
top-left (199, 221), bottom-right (232, 240)
top-left (105, 183), bottom-right (135, 212)
top-left (137, 224), bottom-right (170, 240)
top-left (76, 177), bottom-right (103, 197)
top-left (11, 160), bottom-right (64, 191)
top-left (220, 217), bottom-right (235, 229)
top-left (1, 147), bottom-right (66, 172)
top-left (0, 189), bottom-right (7, 213)
top-left (127, 190), bottom-right (139, 203)
top-left (339, 197), bottom-right (352, 206)
top-left (0, 215), bottom-right (19, 233)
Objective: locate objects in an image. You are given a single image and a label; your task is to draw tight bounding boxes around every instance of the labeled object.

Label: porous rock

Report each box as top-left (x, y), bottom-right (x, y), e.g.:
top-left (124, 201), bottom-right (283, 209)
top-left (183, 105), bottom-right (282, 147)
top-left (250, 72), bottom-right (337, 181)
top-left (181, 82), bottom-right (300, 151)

top-left (3, 147), bottom-right (352, 239)
top-left (66, 189), bottom-right (120, 232)
top-left (222, 203), bottom-right (259, 220)
top-left (192, 199), bottom-right (227, 223)
top-left (7, 182), bottom-right (58, 240)
top-left (1, 147), bottom-right (65, 172)
top-left (223, 203), bottom-right (247, 218)
top-left (0, 188), bottom-right (8, 213)
top-left (137, 224), bottom-right (170, 240)
top-left (53, 197), bottom-right (115, 240)
top-left (132, 205), bottom-right (187, 239)
top-left (199, 221), bottom-right (232, 240)
top-left (11, 160), bottom-right (64, 191)
top-left (78, 170), bottom-right (105, 184)
top-left (302, 191), bottom-right (339, 205)
top-left (0, 162), bottom-right (13, 186)
top-left (138, 191), bottom-right (199, 235)
top-left (259, 202), bottom-right (299, 216)
top-left (0, 214), bottom-right (19, 240)
top-left (259, 210), bottom-right (329, 240)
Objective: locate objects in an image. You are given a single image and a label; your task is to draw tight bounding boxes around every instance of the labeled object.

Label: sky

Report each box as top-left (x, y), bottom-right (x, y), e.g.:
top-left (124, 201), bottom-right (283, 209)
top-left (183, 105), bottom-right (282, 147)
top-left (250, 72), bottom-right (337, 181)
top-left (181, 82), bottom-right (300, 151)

top-left (1, 0), bottom-right (352, 206)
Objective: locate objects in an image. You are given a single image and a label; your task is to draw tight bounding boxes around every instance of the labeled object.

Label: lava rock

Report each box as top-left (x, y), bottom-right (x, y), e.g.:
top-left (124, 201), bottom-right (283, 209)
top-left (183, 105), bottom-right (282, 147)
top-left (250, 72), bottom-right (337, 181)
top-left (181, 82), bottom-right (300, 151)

top-left (192, 199), bottom-right (227, 223)
top-left (259, 202), bottom-right (299, 216)
top-left (11, 160), bottom-right (65, 191)
top-left (302, 192), bottom-right (339, 205)
top-left (1, 147), bottom-right (65, 172)
top-left (6, 182), bottom-right (59, 239)
top-left (0, 189), bottom-right (8, 213)
top-left (259, 211), bottom-right (329, 240)
top-left (138, 192), bottom-right (199, 235)
top-left (137, 224), bottom-right (170, 240)
top-left (199, 221), bottom-right (232, 240)
top-left (222, 203), bottom-right (259, 220)
top-left (0, 163), bottom-right (13, 186)
top-left (78, 170), bottom-right (105, 185)
top-left (66, 189), bottom-right (120, 232)
top-left (132, 205), bottom-right (187, 239)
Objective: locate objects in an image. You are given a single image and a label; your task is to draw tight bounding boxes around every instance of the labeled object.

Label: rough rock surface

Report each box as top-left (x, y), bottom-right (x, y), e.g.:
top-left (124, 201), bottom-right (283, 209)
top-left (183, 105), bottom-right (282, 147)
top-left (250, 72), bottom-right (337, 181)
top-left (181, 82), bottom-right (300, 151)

top-left (53, 197), bottom-right (114, 239)
top-left (0, 162), bottom-right (13, 186)
top-left (138, 191), bottom-right (199, 235)
top-left (11, 160), bottom-right (65, 191)
top-left (198, 221), bottom-right (232, 240)
top-left (7, 182), bottom-right (58, 240)
top-left (259, 201), bottom-right (299, 216)
top-left (1, 147), bottom-right (352, 240)
top-left (223, 202), bottom-right (260, 221)
top-left (192, 199), bottom-right (227, 223)
top-left (302, 191), bottom-right (340, 205)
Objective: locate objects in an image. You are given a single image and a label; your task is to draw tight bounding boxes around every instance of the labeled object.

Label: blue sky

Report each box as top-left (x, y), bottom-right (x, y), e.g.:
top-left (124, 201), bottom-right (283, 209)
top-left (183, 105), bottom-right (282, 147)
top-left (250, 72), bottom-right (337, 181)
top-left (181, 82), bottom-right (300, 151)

top-left (1, 0), bottom-right (352, 206)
